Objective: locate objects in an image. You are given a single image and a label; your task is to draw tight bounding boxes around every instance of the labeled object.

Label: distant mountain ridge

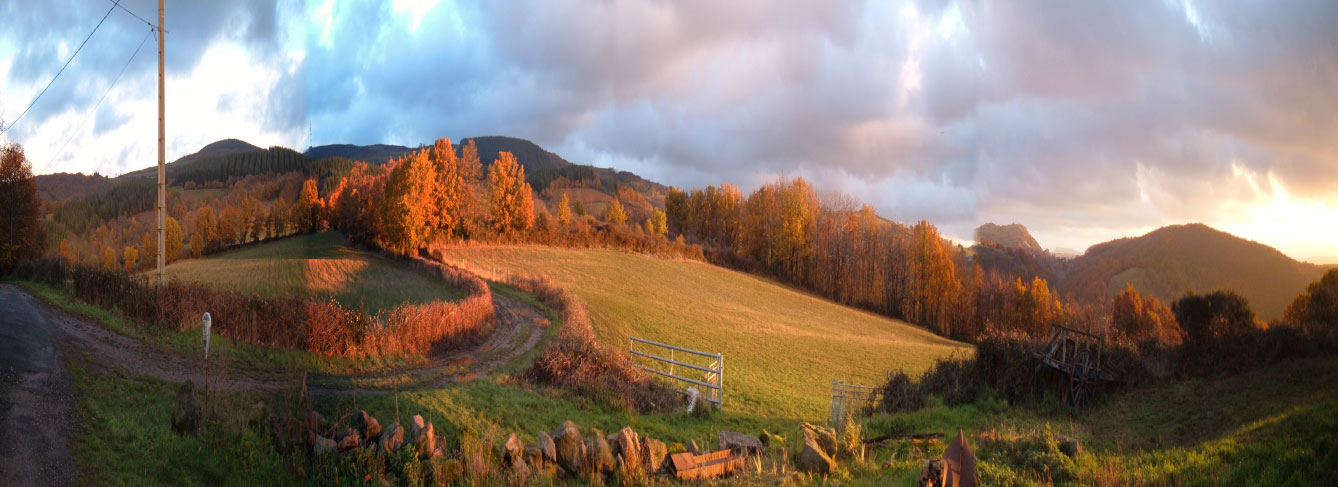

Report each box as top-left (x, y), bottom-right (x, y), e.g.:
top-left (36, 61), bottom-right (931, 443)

top-left (1062, 223), bottom-right (1325, 320)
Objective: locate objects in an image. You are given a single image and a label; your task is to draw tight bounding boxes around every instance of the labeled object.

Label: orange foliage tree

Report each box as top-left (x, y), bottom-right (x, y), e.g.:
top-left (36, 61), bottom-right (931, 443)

top-left (1, 142), bottom-right (45, 273)
top-left (381, 149), bottom-right (438, 254)
top-left (295, 179), bottom-right (325, 233)
top-left (1111, 283), bottom-right (1181, 344)
top-left (486, 151), bottom-right (534, 232)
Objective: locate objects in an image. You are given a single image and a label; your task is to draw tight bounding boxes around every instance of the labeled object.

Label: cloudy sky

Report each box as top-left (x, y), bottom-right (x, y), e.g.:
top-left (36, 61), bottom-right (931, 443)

top-left (2, 0), bottom-right (1336, 262)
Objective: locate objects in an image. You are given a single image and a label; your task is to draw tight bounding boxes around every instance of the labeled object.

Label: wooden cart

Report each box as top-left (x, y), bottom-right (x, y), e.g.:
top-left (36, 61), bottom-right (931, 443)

top-left (1033, 325), bottom-right (1118, 408)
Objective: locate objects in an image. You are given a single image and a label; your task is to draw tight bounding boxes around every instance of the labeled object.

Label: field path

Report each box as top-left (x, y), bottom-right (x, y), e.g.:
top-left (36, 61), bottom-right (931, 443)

top-left (1, 283), bottom-right (551, 398)
top-left (0, 284), bottom-right (77, 487)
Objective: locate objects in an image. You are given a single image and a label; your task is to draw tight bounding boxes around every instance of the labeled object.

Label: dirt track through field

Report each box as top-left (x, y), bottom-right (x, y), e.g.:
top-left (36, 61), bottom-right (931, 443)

top-left (0, 281), bottom-right (550, 400)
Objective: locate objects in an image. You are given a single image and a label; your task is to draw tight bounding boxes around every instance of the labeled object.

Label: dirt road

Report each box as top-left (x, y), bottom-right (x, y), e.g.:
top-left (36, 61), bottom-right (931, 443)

top-left (0, 284), bottom-right (77, 487)
top-left (0, 281), bottom-right (551, 485)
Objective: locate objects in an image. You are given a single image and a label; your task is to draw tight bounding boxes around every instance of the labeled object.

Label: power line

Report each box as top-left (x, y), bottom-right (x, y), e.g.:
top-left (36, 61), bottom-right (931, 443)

top-left (41, 28), bottom-right (153, 174)
top-left (107, 0), bottom-right (155, 29)
top-left (0, 0), bottom-right (121, 136)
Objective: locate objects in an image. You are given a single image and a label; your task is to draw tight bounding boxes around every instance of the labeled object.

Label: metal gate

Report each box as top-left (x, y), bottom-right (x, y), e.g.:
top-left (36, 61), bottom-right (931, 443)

top-left (831, 380), bottom-right (883, 430)
top-left (629, 336), bottom-right (723, 409)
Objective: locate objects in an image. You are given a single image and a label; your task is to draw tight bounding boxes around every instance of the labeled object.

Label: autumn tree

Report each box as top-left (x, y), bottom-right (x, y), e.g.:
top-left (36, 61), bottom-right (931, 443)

top-left (487, 152), bottom-right (534, 232)
top-left (140, 231), bottom-right (157, 269)
top-left (648, 209), bottom-right (667, 237)
top-left (664, 187), bottom-right (688, 236)
top-left (164, 216), bottom-right (184, 263)
top-left (1111, 284), bottom-right (1180, 344)
top-left (381, 149), bottom-right (437, 254)
top-left (123, 246), bottom-right (138, 272)
top-left (219, 205), bottom-right (241, 246)
top-left (101, 246), bottom-right (117, 270)
top-left (295, 179), bottom-right (324, 233)
top-left (427, 138), bottom-right (473, 236)
top-left (459, 138), bottom-right (486, 233)
top-left (1284, 269), bottom-right (1338, 337)
top-left (189, 231), bottom-right (204, 258)
top-left (58, 239), bottom-right (75, 264)
top-left (1172, 290), bottom-right (1258, 348)
top-left (194, 206), bottom-right (218, 253)
top-left (0, 142), bottom-right (44, 274)
top-left (557, 193), bottom-right (573, 226)
top-left (606, 198), bottom-right (627, 225)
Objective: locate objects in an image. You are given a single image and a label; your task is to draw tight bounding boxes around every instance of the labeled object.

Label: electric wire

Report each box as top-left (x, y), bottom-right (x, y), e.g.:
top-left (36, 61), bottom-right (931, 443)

top-left (0, 1), bottom-right (123, 136)
top-left (41, 28), bottom-right (153, 173)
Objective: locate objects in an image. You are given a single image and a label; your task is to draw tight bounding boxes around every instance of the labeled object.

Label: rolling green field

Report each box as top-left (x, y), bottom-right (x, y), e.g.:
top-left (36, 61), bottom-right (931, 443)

top-left (438, 245), bottom-right (973, 421)
top-left (163, 232), bottom-right (464, 313)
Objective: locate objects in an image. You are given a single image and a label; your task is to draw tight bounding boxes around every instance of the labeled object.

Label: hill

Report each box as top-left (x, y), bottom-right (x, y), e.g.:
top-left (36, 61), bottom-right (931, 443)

top-left (34, 172), bottom-right (116, 202)
top-left (437, 245), bottom-right (973, 420)
top-left (305, 143), bottom-right (413, 165)
top-left (162, 232), bottom-right (464, 313)
top-left (1062, 223), bottom-right (1325, 320)
top-left (975, 222), bottom-right (1043, 253)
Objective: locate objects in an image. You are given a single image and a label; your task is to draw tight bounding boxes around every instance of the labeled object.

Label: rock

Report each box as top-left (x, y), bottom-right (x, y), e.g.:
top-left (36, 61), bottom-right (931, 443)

top-left (358, 410), bottom-right (382, 440)
top-left (503, 433), bottom-right (525, 465)
top-left (537, 431), bottom-right (557, 463)
top-left (171, 380), bottom-right (199, 434)
top-left (1056, 435), bottom-right (1081, 458)
top-left (641, 437), bottom-right (667, 474)
top-left (508, 457), bottom-right (532, 482)
top-left (918, 459), bottom-right (945, 487)
top-left (409, 415), bottom-right (436, 459)
top-left (524, 445), bottom-right (546, 470)
top-left (312, 435), bottom-right (337, 456)
top-left (614, 427), bottom-right (642, 475)
top-left (585, 434), bottom-right (616, 475)
top-left (607, 433), bottom-right (622, 459)
top-left (337, 430), bottom-right (361, 451)
top-left (800, 423), bottom-right (838, 458)
top-left (379, 422), bottom-right (404, 452)
top-left (796, 437), bottom-right (835, 474)
top-left (551, 421), bottom-right (586, 476)
top-left (719, 431), bottom-right (764, 456)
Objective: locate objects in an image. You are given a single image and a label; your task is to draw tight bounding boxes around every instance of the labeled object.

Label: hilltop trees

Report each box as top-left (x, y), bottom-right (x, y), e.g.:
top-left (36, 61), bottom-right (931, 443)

top-left (487, 152), bottom-right (534, 232)
top-left (1283, 269), bottom-right (1338, 337)
top-left (0, 142), bottom-right (44, 274)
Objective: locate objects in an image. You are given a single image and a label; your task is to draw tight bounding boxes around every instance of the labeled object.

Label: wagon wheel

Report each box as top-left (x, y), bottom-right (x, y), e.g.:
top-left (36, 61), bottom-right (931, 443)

top-left (1068, 345), bottom-right (1097, 408)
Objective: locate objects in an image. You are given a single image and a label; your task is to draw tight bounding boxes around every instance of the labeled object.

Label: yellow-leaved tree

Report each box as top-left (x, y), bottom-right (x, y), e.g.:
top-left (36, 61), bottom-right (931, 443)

top-left (381, 149), bottom-right (438, 254)
top-left (557, 193), bottom-right (573, 226)
top-left (606, 198), bottom-right (627, 225)
top-left (165, 216), bottom-right (184, 263)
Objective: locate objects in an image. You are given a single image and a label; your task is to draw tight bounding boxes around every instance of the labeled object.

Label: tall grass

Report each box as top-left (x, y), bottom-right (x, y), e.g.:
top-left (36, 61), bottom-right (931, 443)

top-left (11, 255), bottom-right (494, 358)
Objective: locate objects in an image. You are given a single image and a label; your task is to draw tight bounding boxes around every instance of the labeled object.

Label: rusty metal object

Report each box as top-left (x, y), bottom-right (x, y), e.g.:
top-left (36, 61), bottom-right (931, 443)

top-left (668, 450), bottom-right (745, 480)
top-left (918, 430), bottom-right (976, 487)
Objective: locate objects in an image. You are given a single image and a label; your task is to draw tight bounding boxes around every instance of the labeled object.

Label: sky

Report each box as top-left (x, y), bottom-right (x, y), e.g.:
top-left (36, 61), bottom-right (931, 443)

top-left (2, 0), bottom-right (1336, 263)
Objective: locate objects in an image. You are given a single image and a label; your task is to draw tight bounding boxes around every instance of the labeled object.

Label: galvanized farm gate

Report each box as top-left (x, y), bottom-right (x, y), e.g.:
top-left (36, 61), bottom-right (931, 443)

top-left (831, 380), bottom-right (883, 430)
top-left (629, 336), bottom-right (723, 409)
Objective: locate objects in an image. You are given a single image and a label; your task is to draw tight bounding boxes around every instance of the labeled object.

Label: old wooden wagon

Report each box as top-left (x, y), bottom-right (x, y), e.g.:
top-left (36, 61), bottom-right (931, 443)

top-left (1034, 325), bottom-right (1118, 407)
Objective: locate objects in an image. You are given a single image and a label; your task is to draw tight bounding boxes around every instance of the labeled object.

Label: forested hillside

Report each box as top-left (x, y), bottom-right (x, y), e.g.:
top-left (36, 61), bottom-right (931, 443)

top-left (1062, 223), bottom-right (1325, 320)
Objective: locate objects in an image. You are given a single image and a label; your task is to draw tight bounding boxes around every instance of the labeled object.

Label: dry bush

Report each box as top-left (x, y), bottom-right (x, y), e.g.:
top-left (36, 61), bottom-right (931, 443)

top-left (511, 274), bottom-right (677, 413)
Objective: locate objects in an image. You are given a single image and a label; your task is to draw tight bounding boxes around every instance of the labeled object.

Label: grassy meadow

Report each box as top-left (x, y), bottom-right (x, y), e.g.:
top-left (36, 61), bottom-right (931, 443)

top-left (163, 231), bottom-right (464, 313)
top-left (437, 245), bottom-right (973, 421)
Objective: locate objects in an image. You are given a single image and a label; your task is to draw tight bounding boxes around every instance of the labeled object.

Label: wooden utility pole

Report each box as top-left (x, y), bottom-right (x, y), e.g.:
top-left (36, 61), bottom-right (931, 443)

top-left (156, 0), bottom-right (165, 287)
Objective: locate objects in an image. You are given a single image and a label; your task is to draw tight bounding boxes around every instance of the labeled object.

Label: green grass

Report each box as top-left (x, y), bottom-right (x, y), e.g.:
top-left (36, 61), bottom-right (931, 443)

top-left (64, 350), bottom-right (301, 486)
top-left (438, 245), bottom-right (973, 421)
top-left (163, 231), bottom-right (464, 314)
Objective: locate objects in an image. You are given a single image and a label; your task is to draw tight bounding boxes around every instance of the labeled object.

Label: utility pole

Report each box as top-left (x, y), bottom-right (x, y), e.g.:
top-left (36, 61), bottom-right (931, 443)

top-left (156, 0), bottom-right (166, 287)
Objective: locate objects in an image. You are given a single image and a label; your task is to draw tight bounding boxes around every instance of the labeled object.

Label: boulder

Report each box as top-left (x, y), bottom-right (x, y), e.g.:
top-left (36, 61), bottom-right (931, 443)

top-left (607, 433), bottom-right (621, 459)
top-left (641, 437), bottom-right (667, 474)
top-left (312, 435), bottom-right (337, 456)
top-left (357, 410), bottom-right (382, 440)
top-left (171, 380), bottom-right (199, 434)
top-left (379, 422), bottom-right (404, 452)
top-left (614, 427), bottom-right (642, 474)
top-left (800, 423), bottom-right (838, 458)
top-left (337, 430), bottom-right (361, 452)
top-left (537, 431), bottom-right (557, 464)
top-left (796, 437), bottom-right (834, 474)
top-left (507, 456), bottom-right (532, 483)
top-left (719, 431), bottom-right (763, 456)
top-left (503, 433), bottom-right (525, 465)
top-left (585, 434), bottom-right (616, 475)
top-left (1056, 435), bottom-right (1081, 459)
top-left (409, 415), bottom-right (436, 459)
top-left (552, 421), bottom-right (586, 476)
top-left (523, 445), bottom-right (546, 471)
